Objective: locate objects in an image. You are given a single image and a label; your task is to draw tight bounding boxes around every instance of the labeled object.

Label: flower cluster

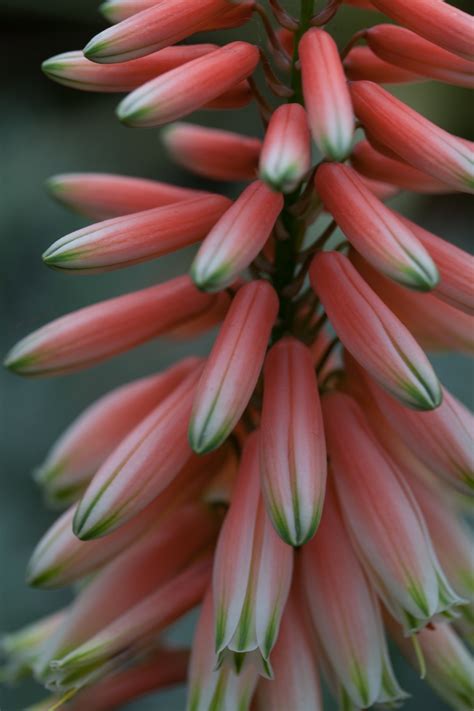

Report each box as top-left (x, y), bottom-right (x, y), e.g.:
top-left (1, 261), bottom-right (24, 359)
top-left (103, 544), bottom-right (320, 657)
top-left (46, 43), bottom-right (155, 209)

top-left (3, 0), bottom-right (474, 710)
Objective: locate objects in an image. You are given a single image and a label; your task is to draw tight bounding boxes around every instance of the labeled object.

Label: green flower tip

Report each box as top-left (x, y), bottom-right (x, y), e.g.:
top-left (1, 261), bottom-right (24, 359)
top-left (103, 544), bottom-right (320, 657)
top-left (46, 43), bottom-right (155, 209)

top-left (190, 263), bottom-right (229, 294)
top-left (41, 59), bottom-right (64, 77)
top-left (73, 506), bottom-right (120, 541)
top-left (98, 2), bottom-right (116, 21)
top-left (3, 350), bottom-right (38, 375)
top-left (116, 102), bottom-right (153, 127)
top-left (188, 423), bottom-right (221, 455)
top-left (83, 38), bottom-right (110, 61)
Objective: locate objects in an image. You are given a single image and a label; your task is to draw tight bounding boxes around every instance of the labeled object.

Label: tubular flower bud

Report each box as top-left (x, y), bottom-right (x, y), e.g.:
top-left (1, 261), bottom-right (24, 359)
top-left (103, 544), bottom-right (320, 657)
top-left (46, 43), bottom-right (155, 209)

top-left (350, 140), bottom-right (451, 194)
top-left (35, 358), bottom-right (198, 506)
top-left (162, 123), bottom-right (261, 182)
top-left (100, 0), bottom-right (255, 29)
top-left (41, 45), bottom-right (218, 92)
top-left (352, 250), bottom-right (474, 354)
top-left (315, 163), bottom-right (439, 290)
top-left (260, 338), bottom-right (327, 546)
top-left (259, 104), bottom-right (311, 193)
top-left (4, 276), bottom-right (215, 376)
top-left (301, 485), bottom-right (406, 708)
top-left (395, 214), bottom-right (474, 314)
top-left (187, 586), bottom-right (259, 711)
top-left (364, 374), bottom-right (474, 494)
top-left (40, 506), bottom-right (216, 671)
top-left (364, 24), bottom-right (474, 89)
top-left (43, 557), bottom-right (211, 692)
top-left (73, 367), bottom-right (202, 539)
top-left (27, 450), bottom-right (226, 587)
top-left (369, 0), bottom-right (474, 61)
top-left (350, 81), bottom-right (474, 194)
top-left (191, 182), bottom-right (282, 291)
top-left (299, 29), bottom-right (354, 161)
top-left (1, 610), bottom-right (67, 683)
top-left (84, 0), bottom-right (243, 63)
top-left (408, 476), bottom-right (474, 627)
top-left (323, 392), bottom-right (464, 632)
top-left (117, 42), bottom-right (259, 127)
top-left (254, 584), bottom-right (322, 711)
top-left (391, 622), bottom-right (474, 711)
top-left (46, 172), bottom-right (211, 220)
top-left (344, 45), bottom-right (422, 84)
top-left (42, 194), bottom-right (230, 273)
top-left (189, 282), bottom-right (278, 453)
top-left (309, 251), bottom-right (442, 410)
top-left (212, 434), bottom-right (293, 671)
top-left (67, 647), bottom-right (189, 711)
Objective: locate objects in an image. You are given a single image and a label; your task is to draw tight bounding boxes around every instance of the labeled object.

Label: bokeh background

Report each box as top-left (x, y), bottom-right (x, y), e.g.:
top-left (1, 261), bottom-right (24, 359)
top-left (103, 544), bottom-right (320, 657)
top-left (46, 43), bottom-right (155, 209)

top-left (1, 1), bottom-right (472, 709)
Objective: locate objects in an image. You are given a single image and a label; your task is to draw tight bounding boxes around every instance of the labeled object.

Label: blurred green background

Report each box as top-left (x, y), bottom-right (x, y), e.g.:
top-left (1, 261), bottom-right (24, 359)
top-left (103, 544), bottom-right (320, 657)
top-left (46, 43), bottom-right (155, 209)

top-left (0, 1), bottom-right (472, 709)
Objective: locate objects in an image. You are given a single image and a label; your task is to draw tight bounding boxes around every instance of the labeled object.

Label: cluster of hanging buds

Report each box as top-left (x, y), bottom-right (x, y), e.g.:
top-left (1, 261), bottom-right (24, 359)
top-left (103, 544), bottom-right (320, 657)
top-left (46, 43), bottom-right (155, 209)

top-left (3, 0), bottom-right (474, 709)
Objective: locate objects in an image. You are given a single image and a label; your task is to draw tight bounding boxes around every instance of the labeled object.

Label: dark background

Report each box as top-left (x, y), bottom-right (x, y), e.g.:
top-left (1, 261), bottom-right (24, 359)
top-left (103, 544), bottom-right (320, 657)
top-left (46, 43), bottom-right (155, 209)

top-left (1, 1), bottom-right (472, 709)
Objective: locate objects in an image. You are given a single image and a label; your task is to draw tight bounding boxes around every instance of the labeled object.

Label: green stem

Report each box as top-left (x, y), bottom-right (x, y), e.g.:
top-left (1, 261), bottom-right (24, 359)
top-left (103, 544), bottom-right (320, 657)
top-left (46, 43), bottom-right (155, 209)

top-left (271, 0), bottom-right (315, 342)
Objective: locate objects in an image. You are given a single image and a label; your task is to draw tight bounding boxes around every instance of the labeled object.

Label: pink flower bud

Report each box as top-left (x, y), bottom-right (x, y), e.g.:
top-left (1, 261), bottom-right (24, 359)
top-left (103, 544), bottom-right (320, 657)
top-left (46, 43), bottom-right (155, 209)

top-left (309, 251), bottom-right (442, 410)
top-left (4, 276), bottom-right (215, 376)
top-left (191, 183), bottom-right (283, 292)
top-left (84, 0), bottom-right (242, 63)
top-left (396, 214), bottom-right (474, 314)
top-left (352, 249), bottom-right (474, 353)
top-left (365, 24), bottom-right (474, 89)
top-left (254, 584), bottom-right (322, 711)
top-left (42, 45), bottom-right (218, 92)
top-left (117, 42), bottom-right (259, 127)
top-left (68, 647), bottom-right (189, 711)
top-left (41, 505), bottom-right (216, 670)
top-left (315, 163), bottom-right (439, 290)
top-left (301, 485), bottom-right (405, 707)
top-left (350, 81), bottom-right (474, 193)
top-left (408, 475), bottom-right (474, 627)
top-left (42, 194), bottom-right (230, 273)
top-left (100, 0), bottom-right (254, 29)
top-left (44, 557), bottom-right (211, 691)
top-left (323, 392), bottom-right (464, 632)
top-left (260, 338), bottom-right (327, 546)
top-left (47, 172), bottom-right (211, 220)
top-left (369, 0), bottom-right (474, 61)
top-left (212, 434), bottom-right (293, 670)
top-left (73, 367), bottom-right (202, 539)
top-left (36, 357), bottom-right (198, 506)
top-left (162, 122), bottom-right (261, 182)
top-left (364, 372), bottom-right (474, 494)
top-left (187, 586), bottom-right (259, 711)
top-left (299, 29), bottom-right (354, 161)
top-left (390, 621), bottom-right (474, 711)
top-left (344, 45), bottom-right (422, 84)
top-left (189, 282), bottom-right (278, 453)
top-left (259, 104), bottom-right (311, 193)
top-left (27, 449), bottom-right (228, 587)
top-left (351, 140), bottom-right (451, 194)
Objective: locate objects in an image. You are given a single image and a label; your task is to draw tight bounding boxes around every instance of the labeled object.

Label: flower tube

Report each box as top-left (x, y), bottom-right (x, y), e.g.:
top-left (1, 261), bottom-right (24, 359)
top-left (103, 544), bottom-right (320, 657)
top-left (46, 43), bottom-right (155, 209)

top-left (350, 80), bottom-right (474, 193)
top-left (100, 0), bottom-right (255, 29)
top-left (301, 485), bottom-right (405, 708)
top-left (42, 194), bottom-right (230, 273)
top-left (259, 104), bottom-right (311, 193)
top-left (4, 277), bottom-right (215, 376)
top-left (46, 172), bottom-right (210, 220)
top-left (299, 28), bottom-right (354, 161)
top-left (162, 123), bottom-right (261, 182)
top-left (189, 282), bottom-right (278, 453)
top-left (73, 367), bottom-right (202, 539)
top-left (344, 45), bottom-right (422, 84)
top-left (364, 24), bottom-right (474, 89)
top-left (191, 183), bottom-right (283, 292)
top-left (36, 358), bottom-right (198, 506)
top-left (309, 251), bottom-right (442, 410)
top-left (315, 163), bottom-right (439, 290)
top-left (260, 338), bottom-right (326, 546)
top-left (323, 391), bottom-right (464, 632)
top-left (117, 42), bottom-right (259, 127)
top-left (84, 0), bottom-right (243, 63)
